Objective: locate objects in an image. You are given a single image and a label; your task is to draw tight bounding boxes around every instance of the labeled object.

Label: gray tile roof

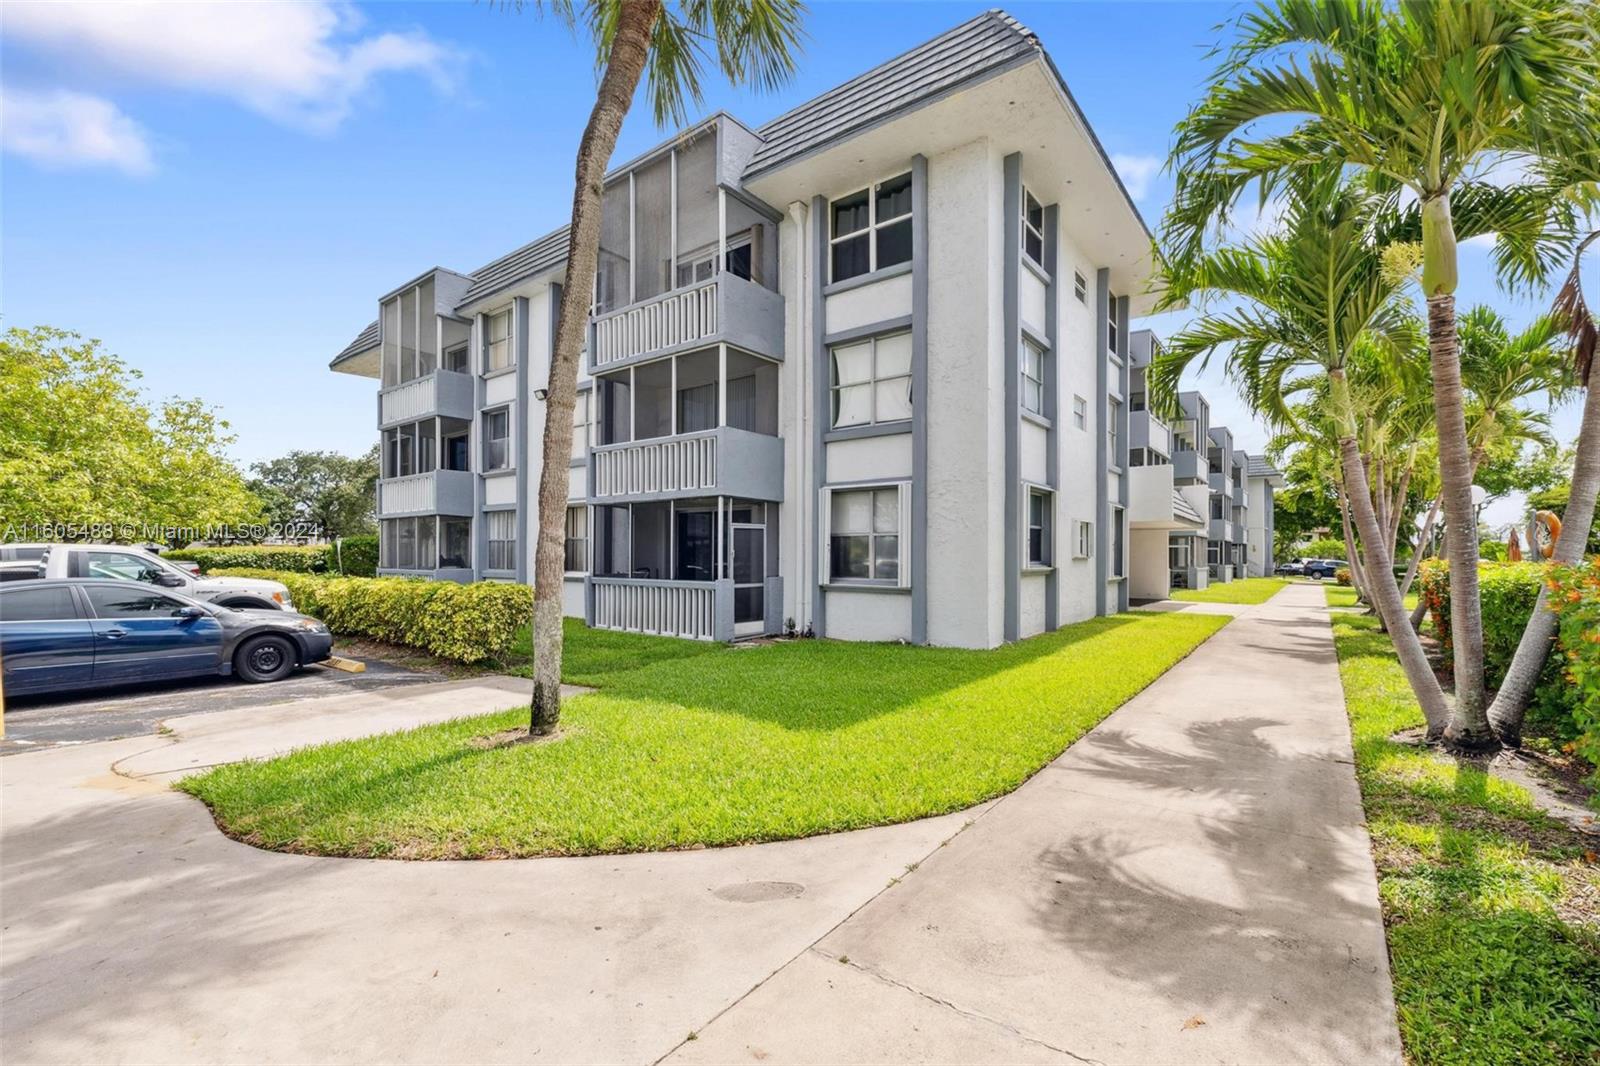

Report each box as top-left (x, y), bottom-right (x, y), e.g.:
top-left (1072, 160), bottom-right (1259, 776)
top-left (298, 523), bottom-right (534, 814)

top-left (1172, 490), bottom-right (1204, 525)
top-left (1247, 455), bottom-right (1284, 480)
top-left (747, 10), bottom-right (1040, 178)
top-left (331, 320), bottom-right (379, 366)
top-left (456, 225), bottom-right (571, 308)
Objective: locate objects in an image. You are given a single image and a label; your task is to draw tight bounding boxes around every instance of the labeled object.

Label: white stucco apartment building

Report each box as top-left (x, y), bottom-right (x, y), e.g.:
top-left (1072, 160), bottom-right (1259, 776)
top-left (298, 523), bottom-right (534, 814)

top-left (330, 10), bottom-right (1236, 647)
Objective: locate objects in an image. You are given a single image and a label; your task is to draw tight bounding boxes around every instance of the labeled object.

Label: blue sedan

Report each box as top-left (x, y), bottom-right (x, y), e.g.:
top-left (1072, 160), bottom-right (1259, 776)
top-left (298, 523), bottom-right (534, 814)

top-left (1, 579), bottom-right (333, 698)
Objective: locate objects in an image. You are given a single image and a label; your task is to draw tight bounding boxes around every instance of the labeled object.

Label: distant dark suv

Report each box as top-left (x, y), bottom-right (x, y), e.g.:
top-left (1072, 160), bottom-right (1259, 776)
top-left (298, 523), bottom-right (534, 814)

top-left (1304, 559), bottom-right (1346, 580)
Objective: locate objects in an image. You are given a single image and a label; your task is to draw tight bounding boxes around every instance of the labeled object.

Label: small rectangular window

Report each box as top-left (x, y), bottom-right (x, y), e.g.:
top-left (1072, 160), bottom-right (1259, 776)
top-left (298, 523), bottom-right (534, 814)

top-left (1027, 489), bottom-right (1051, 567)
top-left (443, 343), bottom-right (469, 374)
top-left (570, 391), bottom-right (589, 461)
top-left (829, 486), bottom-right (900, 583)
top-left (1075, 520), bottom-right (1093, 560)
top-left (1022, 189), bottom-right (1044, 266)
top-left (1107, 294), bottom-right (1119, 356)
top-left (1111, 508), bottom-right (1125, 578)
top-left (830, 172), bottom-right (913, 283)
top-left (830, 331), bottom-right (911, 429)
top-left (564, 505), bottom-right (588, 573)
top-left (486, 510), bottom-right (516, 571)
top-left (1073, 395), bottom-right (1087, 430)
top-left (485, 310), bottom-right (512, 371)
top-left (1021, 338), bottom-right (1046, 416)
top-left (1073, 271), bottom-right (1087, 303)
top-left (1108, 397), bottom-right (1123, 463)
top-left (484, 408), bottom-right (511, 471)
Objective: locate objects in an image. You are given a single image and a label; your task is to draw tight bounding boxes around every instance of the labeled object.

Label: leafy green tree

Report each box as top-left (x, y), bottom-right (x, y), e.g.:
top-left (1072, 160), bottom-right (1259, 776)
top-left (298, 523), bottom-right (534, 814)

top-left (1164, 0), bottom-right (1599, 746)
top-left (0, 325), bottom-right (263, 544)
top-left (519, 0), bottom-right (806, 736)
top-left (248, 448), bottom-right (378, 539)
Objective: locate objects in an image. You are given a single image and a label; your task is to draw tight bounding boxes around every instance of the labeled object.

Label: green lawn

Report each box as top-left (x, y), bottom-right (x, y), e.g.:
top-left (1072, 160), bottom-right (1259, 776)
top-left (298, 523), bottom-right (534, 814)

top-left (1328, 610), bottom-right (1600, 1064)
top-left (180, 610), bottom-right (1227, 859)
top-left (1170, 576), bottom-right (1288, 604)
top-left (1324, 584), bottom-right (1419, 612)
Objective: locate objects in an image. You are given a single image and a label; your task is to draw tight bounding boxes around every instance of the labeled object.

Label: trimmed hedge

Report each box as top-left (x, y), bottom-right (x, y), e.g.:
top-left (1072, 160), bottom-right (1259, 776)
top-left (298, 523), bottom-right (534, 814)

top-left (170, 536), bottom-right (379, 578)
top-left (1545, 562), bottom-right (1600, 791)
top-left (211, 568), bottom-right (531, 664)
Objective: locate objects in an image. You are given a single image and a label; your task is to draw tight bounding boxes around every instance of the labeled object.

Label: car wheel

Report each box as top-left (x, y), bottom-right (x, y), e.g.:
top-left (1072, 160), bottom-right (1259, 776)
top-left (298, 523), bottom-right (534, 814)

top-left (235, 635), bottom-right (297, 683)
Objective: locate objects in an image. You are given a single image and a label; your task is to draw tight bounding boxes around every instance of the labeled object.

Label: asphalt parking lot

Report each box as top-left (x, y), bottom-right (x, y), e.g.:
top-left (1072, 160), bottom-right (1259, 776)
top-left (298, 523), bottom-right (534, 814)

top-left (1, 654), bottom-right (447, 755)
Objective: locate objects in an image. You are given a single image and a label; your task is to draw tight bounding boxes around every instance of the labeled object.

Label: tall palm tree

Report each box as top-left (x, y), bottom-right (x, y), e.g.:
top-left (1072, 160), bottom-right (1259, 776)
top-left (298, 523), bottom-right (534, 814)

top-left (1164, 0), bottom-right (1598, 747)
top-left (518, 0), bottom-right (805, 735)
top-left (1152, 178), bottom-right (1458, 735)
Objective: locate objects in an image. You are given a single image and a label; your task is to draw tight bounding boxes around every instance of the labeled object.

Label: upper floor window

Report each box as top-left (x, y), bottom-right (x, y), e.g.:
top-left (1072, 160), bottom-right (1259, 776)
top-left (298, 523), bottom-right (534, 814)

top-left (830, 172), bottom-right (912, 283)
top-left (1107, 294), bottom-right (1119, 356)
top-left (830, 331), bottom-right (911, 429)
top-left (571, 390), bottom-right (590, 461)
top-left (484, 408), bottom-right (511, 471)
top-left (1107, 396), bottom-right (1123, 462)
top-left (485, 310), bottom-right (512, 372)
top-left (1074, 271), bottom-right (1087, 303)
top-left (564, 505), bottom-right (588, 573)
top-left (1073, 395), bottom-right (1088, 430)
top-left (443, 342), bottom-right (469, 374)
top-left (1022, 189), bottom-right (1045, 266)
top-left (1021, 338), bottom-right (1046, 416)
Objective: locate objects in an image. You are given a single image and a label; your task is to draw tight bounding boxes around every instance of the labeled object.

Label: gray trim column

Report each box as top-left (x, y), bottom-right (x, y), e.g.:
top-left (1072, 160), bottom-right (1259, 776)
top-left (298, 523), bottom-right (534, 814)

top-left (1042, 202), bottom-right (1060, 631)
top-left (1116, 294), bottom-right (1131, 613)
top-left (1094, 268), bottom-right (1110, 616)
top-left (910, 153), bottom-right (930, 645)
top-left (810, 194), bottom-right (828, 638)
top-left (513, 295), bottom-right (531, 584)
top-left (472, 312), bottom-right (488, 582)
top-left (1002, 152), bottom-right (1022, 643)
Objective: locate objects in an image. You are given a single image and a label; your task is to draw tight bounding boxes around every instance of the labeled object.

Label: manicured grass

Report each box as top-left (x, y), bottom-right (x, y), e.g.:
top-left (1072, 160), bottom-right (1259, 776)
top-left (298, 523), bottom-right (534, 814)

top-left (1169, 576), bottom-right (1288, 604)
top-left (180, 610), bottom-right (1228, 859)
top-left (504, 618), bottom-right (724, 687)
top-left (1328, 609), bottom-right (1600, 1065)
top-left (1324, 584), bottom-right (1419, 612)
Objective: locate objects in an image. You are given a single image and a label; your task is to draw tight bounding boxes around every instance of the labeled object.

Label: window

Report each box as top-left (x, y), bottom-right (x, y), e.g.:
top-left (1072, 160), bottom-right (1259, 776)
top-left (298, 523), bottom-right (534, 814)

top-left (676, 234), bottom-right (752, 287)
top-left (486, 510), bottom-right (516, 571)
top-left (1022, 189), bottom-right (1045, 266)
top-left (485, 310), bottom-right (512, 372)
top-left (440, 518), bottom-right (471, 569)
top-left (571, 391), bottom-right (589, 461)
top-left (1075, 520), bottom-right (1093, 560)
top-left (81, 551), bottom-right (164, 583)
top-left (1021, 338), bottom-right (1046, 416)
top-left (1, 586), bottom-right (78, 620)
top-left (1129, 448), bottom-right (1147, 468)
top-left (564, 506), bottom-right (588, 573)
top-left (830, 331), bottom-right (911, 428)
top-left (1073, 395), bottom-right (1087, 430)
top-left (1169, 536), bottom-right (1193, 570)
top-left (1107, 293), bottom-right (1119, 356)
top-left (830, 172), bottom-right (912, 283)
top-left (85, 586), bottom-right (189, 618)
top-left (1027, 489), bottom-right (1052, 567)
top-left (1111, 508), bottom-right (1125, 578)
top-left (1108, 397), bottom-right (1123, 463)
top-left (829, 487), bottom-right (900, 583)
top-left (484, 408), bottom-right (510, 471)
top-left (1130, 390), bottom-right (1145, 413)
top-left (1073, 271), bottom-right (1087, 303)
top-left (444, 343), bottom-right (469, 374)
top-left (1211, 495), bottom-right (1224, 520)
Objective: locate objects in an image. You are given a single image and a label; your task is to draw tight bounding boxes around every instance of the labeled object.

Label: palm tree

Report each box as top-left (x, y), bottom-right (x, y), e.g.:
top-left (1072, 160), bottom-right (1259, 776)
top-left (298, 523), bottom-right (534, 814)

top-left (518, 0), bottom-right (805, 735)
top-left (1152, 178), bottom-right (1458, 735)
top-left (1164, 0), bottom-right (1598, 748)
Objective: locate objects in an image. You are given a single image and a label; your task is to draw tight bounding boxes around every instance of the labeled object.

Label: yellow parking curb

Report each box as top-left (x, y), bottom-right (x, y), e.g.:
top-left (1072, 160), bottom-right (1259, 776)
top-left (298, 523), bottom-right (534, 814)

top-left (323, 657), bottom-right (367, 673)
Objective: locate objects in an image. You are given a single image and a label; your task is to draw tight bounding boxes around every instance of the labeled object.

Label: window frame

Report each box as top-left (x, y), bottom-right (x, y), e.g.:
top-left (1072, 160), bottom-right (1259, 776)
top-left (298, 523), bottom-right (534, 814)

top-left (485, 509), bottom-right (517, 572)
top-left (1025, 487), bottom-right (1053, 568)
top-left (825, 483), bottom-right (906, 586)
top-left (1021, 188), bottom-right (1045, 268)
top-left (1021, 337), bottom-right (1047, 417)
top-left (1073, 271), bottom-right (1087, 303)
top-left (1107, 396), bottom-right (1123, 465)
top-left (829, 330), bottom-right (913, 430)
top-left (1110, 506), bottom-right (1126, 579)
top-left (564, 505), bottom-right (589, 574)
top-left (484, 308), bottom-right (513, 373)
top-left (1072, 395), bottom-right (1088, 431)
top-left (1107, 292), bottom-right (1120, 356)
top-left (483, 407), bottom-right (511, 471)
top-left (828, 171), bottom-right (914, 284)
top-left (1074, 520), bottom-right (1093, 560)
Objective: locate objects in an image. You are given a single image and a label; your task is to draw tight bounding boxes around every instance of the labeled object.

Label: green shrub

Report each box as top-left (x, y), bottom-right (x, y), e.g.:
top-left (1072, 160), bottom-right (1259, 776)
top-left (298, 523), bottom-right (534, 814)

top-left (1544, 561), bottom-right (1600, 791)
top-left (1300, 536), bottom-right (1347, 559)
top-left (169, 545), bottom-right (331, 574)
top-left (329, 535), bottom-right (378, 577)
top-left (210, 568), bottom-right (532, 663)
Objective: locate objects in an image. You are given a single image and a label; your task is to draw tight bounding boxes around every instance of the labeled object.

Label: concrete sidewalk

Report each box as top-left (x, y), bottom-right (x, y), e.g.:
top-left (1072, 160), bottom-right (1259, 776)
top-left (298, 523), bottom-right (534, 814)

top-left (0, 585), bottom-right (1399, 1064)
top-left (669, 583), bottom-right (1401, 1064)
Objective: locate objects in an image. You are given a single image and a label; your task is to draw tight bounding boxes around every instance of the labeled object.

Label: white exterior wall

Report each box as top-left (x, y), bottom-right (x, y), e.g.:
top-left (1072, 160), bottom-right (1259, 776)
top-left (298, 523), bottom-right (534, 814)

top-left (1051, 223), bottom-right (1102, 625)
top-left (826, 589), bottom-right (912, 642)
top-left (925, 137), bottom-right (1004, 648)
top-left (1247, 478), bottom-right (1272, 577)
top-left (1019, 571), bottom-right (1048, 638)
top-left (1129, 529), bottom-right (1169, 601)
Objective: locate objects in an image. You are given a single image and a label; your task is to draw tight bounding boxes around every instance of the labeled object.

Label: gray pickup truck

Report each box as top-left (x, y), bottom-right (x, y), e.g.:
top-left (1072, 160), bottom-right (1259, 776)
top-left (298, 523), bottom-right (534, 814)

top-left (2, 544), bottom-right (295, 611)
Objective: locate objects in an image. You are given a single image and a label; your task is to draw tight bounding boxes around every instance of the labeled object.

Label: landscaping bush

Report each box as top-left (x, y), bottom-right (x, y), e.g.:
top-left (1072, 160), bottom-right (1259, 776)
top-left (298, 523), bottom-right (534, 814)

top-left (1544, 561), bottom-right (1600, 790)
top-left (1300, 536), bottom-right (1347, 559)
top-left (170, 545), bottom-right (331, 574)
top-left (329, 535), bottom-right (378, 577)
top-left (210, 568), bottom-right (532, 663)
top-left (1335, 567), bottom-right (1352, 586)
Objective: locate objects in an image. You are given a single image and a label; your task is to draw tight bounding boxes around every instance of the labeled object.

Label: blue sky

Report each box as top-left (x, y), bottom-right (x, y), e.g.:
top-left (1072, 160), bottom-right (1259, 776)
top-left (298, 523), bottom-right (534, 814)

top-left (3, 0), bottom-right (1583, 527)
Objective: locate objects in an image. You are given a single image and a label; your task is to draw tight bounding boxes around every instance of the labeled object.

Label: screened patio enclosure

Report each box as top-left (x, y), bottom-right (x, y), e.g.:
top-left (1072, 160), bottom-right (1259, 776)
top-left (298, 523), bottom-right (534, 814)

top-left (588, 497), bottom-right (782, 641)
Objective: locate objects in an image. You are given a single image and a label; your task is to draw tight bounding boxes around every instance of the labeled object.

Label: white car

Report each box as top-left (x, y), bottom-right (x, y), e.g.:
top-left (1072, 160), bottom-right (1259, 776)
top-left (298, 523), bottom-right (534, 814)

top-left (6, 544), bottom-right (295, 611)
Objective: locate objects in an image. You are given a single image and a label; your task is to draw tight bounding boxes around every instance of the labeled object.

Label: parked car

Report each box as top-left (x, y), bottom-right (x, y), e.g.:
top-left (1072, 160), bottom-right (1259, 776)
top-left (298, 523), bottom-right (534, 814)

top-left (1275, 558), bottom-right (1308, 576)
top-left (1304, 559), bottom-right (1347, 580)
top-left (5, 543), bottom-right (293, 610)
top-left (0, 579), bottom-right (332, 697)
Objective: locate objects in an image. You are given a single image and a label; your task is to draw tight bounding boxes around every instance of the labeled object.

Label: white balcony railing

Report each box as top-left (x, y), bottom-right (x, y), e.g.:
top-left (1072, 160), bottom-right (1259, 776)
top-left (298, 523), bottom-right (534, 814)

top-left (377, 468), bottom-right (473, 517)
top-left (594, 280), bottom-right (718, 368)
top-left (591, 578), bottom-right (727, 641)
top-left (379, 368), bottom-right (474, 427)
top-left (592, 431), bottom-right (718, 499)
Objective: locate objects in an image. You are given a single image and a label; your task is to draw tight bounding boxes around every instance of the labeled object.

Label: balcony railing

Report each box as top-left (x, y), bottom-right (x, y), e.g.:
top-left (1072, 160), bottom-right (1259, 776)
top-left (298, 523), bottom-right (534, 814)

top-left (1131, 411), bottom-right (1170, 458)
top-left (379, 368), bottom-right (474, 427)
top-left (592, 577), bottom-right (730, 641)
top-left (1233, 480), bottom-right (1247, 507)
top-left (1172, 450), bottom-right (1203, 483)
top-left (590, 273), bottom-right (783, 373)
top-left (590, 426), bottom-right (784, 503)
top-left (377, 468), bottom-right (473, 517)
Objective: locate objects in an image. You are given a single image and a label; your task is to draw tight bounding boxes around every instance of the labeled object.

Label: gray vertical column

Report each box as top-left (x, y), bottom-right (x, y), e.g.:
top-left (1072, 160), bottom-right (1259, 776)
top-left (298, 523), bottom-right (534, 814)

top-left (1094, 268), bottom-right (1110, 616)
top-left (513, 295), bottom-right (531, 584)
top-left (1043, 203), bottom-right (1060, 632)
top-left (1002, 152), bottom-right (1022, 644)
top-left (910, 154), bottom-right (930, 645)
top-left (472, 312), bottom-right (488, 582)
top-left (1116, 294), bottom-right (1131, 613)
top-left (810, 195), bottom-right (828, 638)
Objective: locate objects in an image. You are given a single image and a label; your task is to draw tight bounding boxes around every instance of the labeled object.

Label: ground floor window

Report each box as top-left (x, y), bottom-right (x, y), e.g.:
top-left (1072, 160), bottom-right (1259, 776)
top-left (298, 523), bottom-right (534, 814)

top-left (1026, 488), bottom-right (1052, 567)
top-left (1208, 540), bottom-right (1221, 565)
top-left (564, 506), bottom-right (588, 573)
top-left (1168, 535), bottom-right (1194, 570)
top-left (1110, 507), bottom-right (1125, 578)
top-left (441, 518), bottom-right (470, 569)
top-left (381, 517), bottom-right (438, 571)
top-left (828, 485), bottom-right (901, 584)
top-left (485, 510), bottom-right (516, 571)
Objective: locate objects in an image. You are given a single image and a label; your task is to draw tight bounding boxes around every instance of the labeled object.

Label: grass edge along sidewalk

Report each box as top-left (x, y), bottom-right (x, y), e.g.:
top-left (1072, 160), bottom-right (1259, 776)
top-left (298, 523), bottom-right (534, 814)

top-left (180, 609), bottom-right (1227, 860)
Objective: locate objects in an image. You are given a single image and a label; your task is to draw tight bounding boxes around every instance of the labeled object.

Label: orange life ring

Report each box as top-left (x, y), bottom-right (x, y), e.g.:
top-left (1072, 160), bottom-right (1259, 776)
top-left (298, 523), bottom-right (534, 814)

top-left (1533, 510), bottom-right (1562, 559)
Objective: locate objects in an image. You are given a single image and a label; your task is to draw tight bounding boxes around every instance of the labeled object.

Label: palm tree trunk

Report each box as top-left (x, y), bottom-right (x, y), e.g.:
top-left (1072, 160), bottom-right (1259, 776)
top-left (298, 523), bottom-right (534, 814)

top-left (1487, 353), bottom-right (1600, 745)
top-left (1427, 290), bottom-right (1492, 747)
top-left (528, 0), bottom-right (662, 735)
top-left (1399, 493), bottom-right (1442, 602)
top-left (1335, 479), bottom-right (1368, 600)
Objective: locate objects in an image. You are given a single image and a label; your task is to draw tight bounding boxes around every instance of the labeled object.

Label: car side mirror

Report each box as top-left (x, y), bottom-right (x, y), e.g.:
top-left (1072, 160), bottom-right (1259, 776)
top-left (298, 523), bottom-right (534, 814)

top-left (156, 572), bottom-right (186, 588)
top-left (175, 605), bottom-right (206, 620)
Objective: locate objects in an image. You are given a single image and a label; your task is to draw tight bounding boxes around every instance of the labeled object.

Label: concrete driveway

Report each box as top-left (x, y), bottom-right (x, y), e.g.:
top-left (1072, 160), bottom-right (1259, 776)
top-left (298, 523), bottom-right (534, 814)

top-left (0, 585), bottom-right (1401, 1064)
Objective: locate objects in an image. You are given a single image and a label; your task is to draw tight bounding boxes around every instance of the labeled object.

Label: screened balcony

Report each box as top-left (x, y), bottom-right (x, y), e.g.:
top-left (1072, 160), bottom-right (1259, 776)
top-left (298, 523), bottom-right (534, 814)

top-left (589, 346), bottom-right (782, 503)
top-left (379, 277), bottom-right (474, 425)
top-left (588, 122), bottom-right (782, 372)
top-left (378, 416), bottom-right (473, 517)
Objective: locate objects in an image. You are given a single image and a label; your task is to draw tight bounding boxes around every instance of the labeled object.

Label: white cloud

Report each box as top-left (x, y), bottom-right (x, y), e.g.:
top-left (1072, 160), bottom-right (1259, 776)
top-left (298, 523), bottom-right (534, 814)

top-left (0, 88), bottom-right (154, 175)
top-left (1110, 153), bottom-right (1161, 201)
top-left (3, 1), bottom-right (460, 134)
